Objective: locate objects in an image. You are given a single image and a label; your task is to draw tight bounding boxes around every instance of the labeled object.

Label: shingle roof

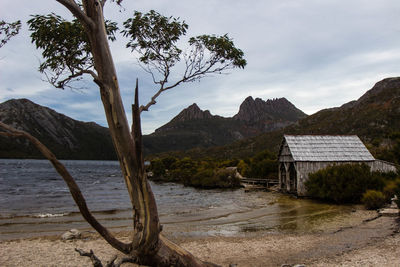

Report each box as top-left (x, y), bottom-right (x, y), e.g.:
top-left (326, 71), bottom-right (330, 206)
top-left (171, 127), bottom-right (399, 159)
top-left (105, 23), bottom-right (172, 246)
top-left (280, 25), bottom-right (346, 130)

top-left (283, 135), bottom-right (375, 162)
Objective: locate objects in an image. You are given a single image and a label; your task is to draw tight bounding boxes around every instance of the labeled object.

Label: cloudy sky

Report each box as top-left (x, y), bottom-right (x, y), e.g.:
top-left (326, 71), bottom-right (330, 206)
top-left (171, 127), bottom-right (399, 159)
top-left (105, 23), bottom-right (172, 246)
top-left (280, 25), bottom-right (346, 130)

top-left (1, 0), bottom-right (400, 134)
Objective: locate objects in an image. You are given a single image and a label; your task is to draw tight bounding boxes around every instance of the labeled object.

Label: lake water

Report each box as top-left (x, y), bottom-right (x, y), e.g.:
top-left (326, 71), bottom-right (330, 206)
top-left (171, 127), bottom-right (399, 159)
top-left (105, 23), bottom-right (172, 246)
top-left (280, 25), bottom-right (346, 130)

top-left (0, 159), bottom-right (356, 240)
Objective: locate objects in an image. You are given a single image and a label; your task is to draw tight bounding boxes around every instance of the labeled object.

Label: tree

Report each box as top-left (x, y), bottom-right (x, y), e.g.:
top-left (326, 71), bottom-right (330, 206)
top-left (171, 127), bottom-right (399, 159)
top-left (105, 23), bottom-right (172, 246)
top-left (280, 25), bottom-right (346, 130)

top-left (0, 1), bottom-right (246, 266)
top-left (0, 20), bottom-right (21, 48)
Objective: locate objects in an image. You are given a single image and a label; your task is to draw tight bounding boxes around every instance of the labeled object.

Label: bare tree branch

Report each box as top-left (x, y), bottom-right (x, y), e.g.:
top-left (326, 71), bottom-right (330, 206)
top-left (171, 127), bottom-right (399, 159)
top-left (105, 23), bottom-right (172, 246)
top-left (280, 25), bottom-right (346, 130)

top-left (56, 0), bottom-right (95, 29)
top-left (139, 59), bottom-right (224, 113)
top-left (51, 68), bottom-right (99, 89)
top-left (75, 249), bottom-right (103, 267)
top-left (0, 122), bottom-right (132, 254)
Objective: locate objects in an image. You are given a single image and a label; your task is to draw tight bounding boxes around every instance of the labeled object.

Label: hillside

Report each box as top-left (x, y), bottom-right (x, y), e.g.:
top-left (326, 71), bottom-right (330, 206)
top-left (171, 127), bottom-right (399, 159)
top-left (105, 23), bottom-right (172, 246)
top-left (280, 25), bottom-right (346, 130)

top-left (164, 77), bottom-right (400, 161)
top-left (293, 77), bottom-right (400, 139)
top-left (0, 96), bottom-right (306, 159)
top-left (143, 97), bottom-right (307, 154)
top-left (0, 99), bottom-right (116, 159)
top-left (3, 77), bottom-right (398, 161)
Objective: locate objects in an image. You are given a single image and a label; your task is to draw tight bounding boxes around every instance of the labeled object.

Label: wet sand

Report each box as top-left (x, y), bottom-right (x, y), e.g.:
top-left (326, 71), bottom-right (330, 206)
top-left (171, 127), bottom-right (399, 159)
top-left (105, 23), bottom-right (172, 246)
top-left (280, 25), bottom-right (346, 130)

top-left (0, 210), bottom-right (399, 267)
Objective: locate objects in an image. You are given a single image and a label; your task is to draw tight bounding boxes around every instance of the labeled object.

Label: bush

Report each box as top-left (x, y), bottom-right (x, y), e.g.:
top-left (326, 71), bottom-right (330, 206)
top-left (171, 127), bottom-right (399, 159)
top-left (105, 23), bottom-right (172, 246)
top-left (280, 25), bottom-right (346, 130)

top-left (188, 168), bottom-right (240, 189)
top-left (305, 163), bottom-right (385, 204)
top-left (150, 159), bottom-right (166, 178)
top-left (362, 190), bottom-right (386, 210)
top-left (236, 150), bottom-right (278, 179)
top-left (383, 181), bottom-right (398, 202)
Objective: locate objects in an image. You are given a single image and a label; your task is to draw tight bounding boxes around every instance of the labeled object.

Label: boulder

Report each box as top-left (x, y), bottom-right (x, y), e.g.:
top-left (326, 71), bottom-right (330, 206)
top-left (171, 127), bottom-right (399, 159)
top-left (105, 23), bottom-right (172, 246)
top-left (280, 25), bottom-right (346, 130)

top-left (61, 228), bottom-right (82, 240)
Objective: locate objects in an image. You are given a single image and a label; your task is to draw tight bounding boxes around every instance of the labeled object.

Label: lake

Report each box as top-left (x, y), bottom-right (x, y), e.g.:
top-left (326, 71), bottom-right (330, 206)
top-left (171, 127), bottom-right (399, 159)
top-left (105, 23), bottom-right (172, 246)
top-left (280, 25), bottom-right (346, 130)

top-left (0, 159), bottom-right (356, 240)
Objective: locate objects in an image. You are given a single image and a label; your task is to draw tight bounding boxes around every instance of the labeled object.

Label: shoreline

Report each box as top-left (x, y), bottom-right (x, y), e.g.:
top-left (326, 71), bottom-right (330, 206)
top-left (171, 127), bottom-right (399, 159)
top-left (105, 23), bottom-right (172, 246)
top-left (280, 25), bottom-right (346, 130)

top-left (1, 212), bottom-right (399, 266)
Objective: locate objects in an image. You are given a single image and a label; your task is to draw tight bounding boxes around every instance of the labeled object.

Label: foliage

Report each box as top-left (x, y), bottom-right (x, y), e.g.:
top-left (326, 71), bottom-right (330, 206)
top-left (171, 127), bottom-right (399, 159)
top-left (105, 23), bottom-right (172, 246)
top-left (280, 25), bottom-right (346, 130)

top-left (0, 20), bottom-right (21, 48)
top-left (27, 14), bottom-right (118, 89)
top-left (362, 190), bottom-right (386, 210)
top-left (305, 164), bottom-right (385, 204)
top-left (122, 10), bottom-right (246, 112)
top-left (383, 180), bottom-right (399, 202)
top-left (237, 150), bottom-right (278, 179)
top-left (122, 10), bottom-right (188, 67)
top-left (29, 9), bottom-right (246, 113)
top-left (188, 34), bottom-right (246, 69)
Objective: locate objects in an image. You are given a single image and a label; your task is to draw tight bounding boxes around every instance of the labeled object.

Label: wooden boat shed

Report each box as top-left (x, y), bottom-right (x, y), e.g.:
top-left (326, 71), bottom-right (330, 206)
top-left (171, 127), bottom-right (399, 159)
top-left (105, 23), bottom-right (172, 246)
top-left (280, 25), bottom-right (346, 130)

top-left (278, 135), bottom-right (397, 196)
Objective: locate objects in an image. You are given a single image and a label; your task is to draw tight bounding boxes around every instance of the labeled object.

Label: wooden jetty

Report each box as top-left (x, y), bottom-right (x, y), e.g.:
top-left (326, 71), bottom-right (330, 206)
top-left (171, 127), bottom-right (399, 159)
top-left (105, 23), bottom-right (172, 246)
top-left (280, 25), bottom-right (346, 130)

top-left (240, 177), bottom-right (279, 192)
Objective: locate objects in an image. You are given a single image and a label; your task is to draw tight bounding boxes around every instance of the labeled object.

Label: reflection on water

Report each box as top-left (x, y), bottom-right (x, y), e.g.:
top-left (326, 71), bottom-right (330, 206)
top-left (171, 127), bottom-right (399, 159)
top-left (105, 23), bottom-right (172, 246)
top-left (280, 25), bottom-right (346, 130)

top-left (0, 159), bottom-right (357, 240)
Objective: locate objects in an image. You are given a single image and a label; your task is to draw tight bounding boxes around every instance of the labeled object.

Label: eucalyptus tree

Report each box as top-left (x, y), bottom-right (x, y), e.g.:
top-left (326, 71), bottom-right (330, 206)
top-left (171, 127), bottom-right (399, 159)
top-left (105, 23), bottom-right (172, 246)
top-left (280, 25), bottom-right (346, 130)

top-left (0, 1), bottom-right (246, 266)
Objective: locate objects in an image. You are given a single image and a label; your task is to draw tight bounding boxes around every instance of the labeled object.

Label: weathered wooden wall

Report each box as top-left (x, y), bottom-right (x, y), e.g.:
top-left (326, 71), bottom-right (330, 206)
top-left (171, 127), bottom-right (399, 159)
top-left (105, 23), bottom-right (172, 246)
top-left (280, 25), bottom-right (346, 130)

top-left (370, 159), bottom-right (398, 173)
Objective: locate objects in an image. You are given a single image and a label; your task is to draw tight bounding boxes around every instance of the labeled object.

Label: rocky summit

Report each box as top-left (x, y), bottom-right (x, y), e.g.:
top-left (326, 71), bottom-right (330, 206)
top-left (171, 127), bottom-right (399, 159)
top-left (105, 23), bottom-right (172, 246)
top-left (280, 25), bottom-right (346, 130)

top-left (233, 96), bottom-right (307, 131)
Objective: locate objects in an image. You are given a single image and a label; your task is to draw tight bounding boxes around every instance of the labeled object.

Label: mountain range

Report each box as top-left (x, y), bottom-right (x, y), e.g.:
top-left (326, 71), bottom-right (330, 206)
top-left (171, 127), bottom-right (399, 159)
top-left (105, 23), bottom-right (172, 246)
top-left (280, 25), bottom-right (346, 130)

top-left (182, 77), bottom-right (400, 160)
top-left (143, 97), bottom-right (306, 154)
top-left (1, 77), bottom-right (399, 160)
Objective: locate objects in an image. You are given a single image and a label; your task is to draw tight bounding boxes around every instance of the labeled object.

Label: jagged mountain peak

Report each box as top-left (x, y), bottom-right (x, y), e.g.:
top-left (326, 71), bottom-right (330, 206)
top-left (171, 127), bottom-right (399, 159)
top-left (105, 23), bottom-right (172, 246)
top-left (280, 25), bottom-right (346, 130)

top-left (233, 96), bottom-right (306, 123)
top-left (170, 103), bottom-right (213, 123)
top-left (153, 103), bottom-right (214, 133)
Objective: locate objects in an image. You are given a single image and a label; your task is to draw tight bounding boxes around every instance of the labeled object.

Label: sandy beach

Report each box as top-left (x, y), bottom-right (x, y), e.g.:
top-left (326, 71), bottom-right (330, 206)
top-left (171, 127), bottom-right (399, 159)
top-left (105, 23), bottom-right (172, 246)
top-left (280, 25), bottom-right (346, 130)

top-left (1, 210), bottom-right (399, 267)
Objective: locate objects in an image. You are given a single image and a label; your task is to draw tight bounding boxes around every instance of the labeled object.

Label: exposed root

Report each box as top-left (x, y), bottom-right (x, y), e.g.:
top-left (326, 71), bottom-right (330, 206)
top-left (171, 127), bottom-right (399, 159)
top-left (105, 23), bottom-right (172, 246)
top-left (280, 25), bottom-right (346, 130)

top-left (75, 249), bottom-right (138, 267)
top-left (75, 248), bottom-right (103, 267)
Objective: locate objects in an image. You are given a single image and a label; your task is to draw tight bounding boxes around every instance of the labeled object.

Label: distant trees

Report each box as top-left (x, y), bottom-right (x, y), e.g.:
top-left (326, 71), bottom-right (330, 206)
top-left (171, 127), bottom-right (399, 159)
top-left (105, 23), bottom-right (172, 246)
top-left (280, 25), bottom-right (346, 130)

top-left (149, 157), bottom-right (241, 189)
top-left (368, 132), bottom-right (400, 165)
top-left (148, 150), bottom-right (279, 190)
top-left (0, 1), bottom-right (246, 266)
top-left (237, 150), bottom-right (278, 179)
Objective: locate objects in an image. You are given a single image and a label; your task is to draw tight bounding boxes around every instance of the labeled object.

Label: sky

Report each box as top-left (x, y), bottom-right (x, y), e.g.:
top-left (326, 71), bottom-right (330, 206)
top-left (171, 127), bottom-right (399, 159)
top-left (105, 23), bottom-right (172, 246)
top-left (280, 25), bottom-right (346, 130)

top-left (1, 0), bottom-right (400, 134)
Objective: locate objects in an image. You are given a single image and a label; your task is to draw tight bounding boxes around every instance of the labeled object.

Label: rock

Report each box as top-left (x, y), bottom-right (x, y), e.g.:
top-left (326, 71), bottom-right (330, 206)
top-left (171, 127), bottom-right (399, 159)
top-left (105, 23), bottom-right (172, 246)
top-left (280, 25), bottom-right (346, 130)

top-left (233, 96), bottom-right (307, 125)
top-left (165, 103), bottom-right (213, 125)
top-left (61, 229), bottom-right (82, 240)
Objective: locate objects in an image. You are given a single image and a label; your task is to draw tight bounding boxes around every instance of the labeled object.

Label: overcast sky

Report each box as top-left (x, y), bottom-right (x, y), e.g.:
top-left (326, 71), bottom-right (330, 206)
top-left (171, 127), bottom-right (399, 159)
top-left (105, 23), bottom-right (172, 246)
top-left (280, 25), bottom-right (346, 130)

top-left (1, 0), bottom-right (400, 134)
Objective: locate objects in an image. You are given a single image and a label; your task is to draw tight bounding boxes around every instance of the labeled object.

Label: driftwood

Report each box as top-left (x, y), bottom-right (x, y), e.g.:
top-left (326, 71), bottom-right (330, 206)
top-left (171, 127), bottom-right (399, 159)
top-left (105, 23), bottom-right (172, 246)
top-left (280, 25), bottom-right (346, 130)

top-left (75, 249), bottom-right (138, 267)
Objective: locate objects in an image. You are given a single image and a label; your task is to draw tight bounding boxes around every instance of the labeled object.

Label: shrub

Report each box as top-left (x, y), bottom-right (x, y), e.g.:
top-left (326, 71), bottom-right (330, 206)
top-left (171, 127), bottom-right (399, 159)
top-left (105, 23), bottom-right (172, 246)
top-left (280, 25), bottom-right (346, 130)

top-left (214, 168), bottom-right (241, 188)
top-left (362, 190), bottom-right (386, 210)
top-left (383, 181), bottom-right (398, 202)
top-left (237, 159), bottom-right (249, 177)
top-left (188, 168), bottom-right (240, 189)
top-left (150, 159), bottom-right (166, 178)
top-left (305, 163), bottom-right (385, 204)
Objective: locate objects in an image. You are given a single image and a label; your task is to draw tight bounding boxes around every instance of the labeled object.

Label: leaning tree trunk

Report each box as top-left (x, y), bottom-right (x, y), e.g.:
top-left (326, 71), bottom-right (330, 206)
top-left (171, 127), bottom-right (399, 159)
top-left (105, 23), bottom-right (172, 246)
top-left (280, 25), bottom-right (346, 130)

top-left (51, 1), bottom-right (218, 266)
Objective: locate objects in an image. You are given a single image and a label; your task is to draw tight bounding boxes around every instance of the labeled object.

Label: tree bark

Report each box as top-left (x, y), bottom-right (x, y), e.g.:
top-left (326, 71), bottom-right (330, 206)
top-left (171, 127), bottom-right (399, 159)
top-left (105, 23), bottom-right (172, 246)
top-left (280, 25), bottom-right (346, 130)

top-left (49, 1), bottom-right (220, 266)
